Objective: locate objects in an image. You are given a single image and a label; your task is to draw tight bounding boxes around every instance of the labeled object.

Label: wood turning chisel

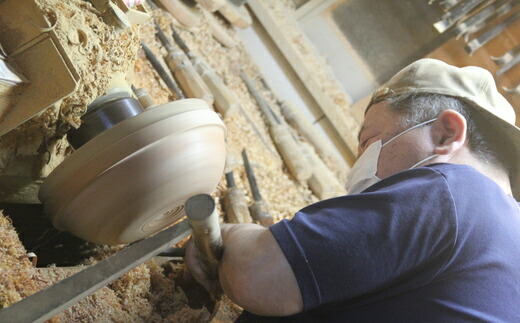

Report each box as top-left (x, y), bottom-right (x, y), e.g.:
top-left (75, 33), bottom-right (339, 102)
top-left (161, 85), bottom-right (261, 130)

top-left (434, 0), bottom-right (486, 33)
top-left (185, 194), bottom-right (224, 301)
top-left (465, 10), bottom-right (520, 55)
top-left (461, 0), bottom-right (520, 41)
top-left (223, 170), bottom-right (252, 224)
top-left (170, 23), bottom-right (239, 117)
top-left (241, 72), bottom-right (313, 182)
top-left (141, 41), bottom-right (185, 99)
top-left (454, 0), bottom-right (506, 39)
top-left (167, 25), bottom-right (278, 158)
top-left (154, 21), bottom-right (215, 106)
top-left (241, 149), bottom-right (274, 228)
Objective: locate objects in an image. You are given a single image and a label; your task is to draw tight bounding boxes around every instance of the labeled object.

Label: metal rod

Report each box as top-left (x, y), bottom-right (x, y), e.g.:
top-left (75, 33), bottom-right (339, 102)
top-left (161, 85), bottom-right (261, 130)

top-left (0, 220), bottom-right (191, 323)
top-left (242, 149), bottom-right (262, 202)
top-left (157, 247), bottom-right (186, 257)
top-left (154, 21), bottom-right (175, 52)
top-left (140, 41), bottom-right (185, 99)
top-left (240, 72), bottom-right (280, 125)
top-left (225, 171), bottom-right (236, 188)
top-left (170, 23), bottom-right (193, 58)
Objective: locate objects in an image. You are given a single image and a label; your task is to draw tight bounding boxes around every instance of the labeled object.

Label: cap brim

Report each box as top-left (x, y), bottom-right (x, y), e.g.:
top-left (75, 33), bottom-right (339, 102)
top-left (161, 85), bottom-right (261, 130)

top-left (470, 103), bottom-right (520, 200)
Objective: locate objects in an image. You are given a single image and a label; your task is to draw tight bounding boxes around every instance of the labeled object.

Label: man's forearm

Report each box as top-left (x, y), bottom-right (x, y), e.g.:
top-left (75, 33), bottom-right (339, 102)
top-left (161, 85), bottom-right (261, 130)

top-left (217, 223), bottom-right (303, 316)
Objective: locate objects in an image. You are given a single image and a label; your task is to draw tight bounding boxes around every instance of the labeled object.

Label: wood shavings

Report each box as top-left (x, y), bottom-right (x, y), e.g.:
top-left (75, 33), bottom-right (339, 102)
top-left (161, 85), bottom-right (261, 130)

top-left (0, 211), bottom-right (38, 309)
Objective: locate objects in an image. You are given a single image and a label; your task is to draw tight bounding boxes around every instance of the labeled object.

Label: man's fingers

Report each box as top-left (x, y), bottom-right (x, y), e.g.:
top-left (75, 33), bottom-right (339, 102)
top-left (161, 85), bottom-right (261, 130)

top-left (184, 238), bottom-right (215, 292)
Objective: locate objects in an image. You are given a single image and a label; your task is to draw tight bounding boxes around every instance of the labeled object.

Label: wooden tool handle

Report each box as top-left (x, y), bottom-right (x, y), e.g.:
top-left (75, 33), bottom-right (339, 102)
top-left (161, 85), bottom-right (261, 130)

top-left (280, 100), bottom-right (337, 162)
top-left (194, 0), bottom-right (225, 12)
top-left (223, 187), bottom-right (252, 223)
top-left (157, 0), bottom-right (200, 28)
top-left (302, 142), bottom-right (346, 200)
top-left (270, 124), bottom-right (313, 182)
top-left (249, 200), bottom-right (274, 228)
top-left (185, 194), bottom-right (223, 281)
top-left (165, 54), bottom-right (215, 107)
top-left (199, 67), bottom-right (240, 117)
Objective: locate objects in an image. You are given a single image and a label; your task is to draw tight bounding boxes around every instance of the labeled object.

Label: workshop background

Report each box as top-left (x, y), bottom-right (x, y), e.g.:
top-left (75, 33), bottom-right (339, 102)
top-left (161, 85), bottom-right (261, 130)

top-left (0, 0), bottom-right (518, 321)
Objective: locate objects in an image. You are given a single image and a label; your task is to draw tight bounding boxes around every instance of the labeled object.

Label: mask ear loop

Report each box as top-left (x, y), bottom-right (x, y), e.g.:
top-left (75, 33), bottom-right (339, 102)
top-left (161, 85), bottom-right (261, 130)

top-left (382, 118), bottom-right (437, 148)
top-left (410, 154), bottom-right (439, 169)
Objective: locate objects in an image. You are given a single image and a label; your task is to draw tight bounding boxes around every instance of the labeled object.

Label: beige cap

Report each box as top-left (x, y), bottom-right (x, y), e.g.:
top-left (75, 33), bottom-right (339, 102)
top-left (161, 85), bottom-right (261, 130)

top-left (367, 58), bottom-right (520, 199)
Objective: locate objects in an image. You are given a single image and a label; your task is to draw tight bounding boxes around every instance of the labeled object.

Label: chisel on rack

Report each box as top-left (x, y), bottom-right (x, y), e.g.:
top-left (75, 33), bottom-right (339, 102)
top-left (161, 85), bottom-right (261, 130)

top-left (241, 149), bottom-right (274, 228)
top-left (170, 24), bottom-right (239, 117)
top-left (454, 0), bottom-right (503, 39)
top-left (154, 21), bottom-right (214, 106)
top-left (223, 170), bottom-right (252, 224)
top-left (433, 0), bottom-right (485, 33)
top-left (458, 0), bottom-right (519, 41)
top-left (141, 41), bottom-right (185, 99)
top-left (241, 72), bottom-right (313, 182)
top-left (465, 11), bottom-right (520, 55)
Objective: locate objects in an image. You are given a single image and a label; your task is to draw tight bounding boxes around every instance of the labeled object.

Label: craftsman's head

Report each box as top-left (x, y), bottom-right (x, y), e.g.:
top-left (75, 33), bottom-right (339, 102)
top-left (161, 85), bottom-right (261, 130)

top-left (356, 58), bottom-right (520, 198)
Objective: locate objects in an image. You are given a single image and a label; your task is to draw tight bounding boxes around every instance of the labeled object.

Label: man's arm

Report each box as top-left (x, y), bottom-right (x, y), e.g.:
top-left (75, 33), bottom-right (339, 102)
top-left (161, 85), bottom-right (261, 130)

top-left (184, 223), bottom-right (303, 316)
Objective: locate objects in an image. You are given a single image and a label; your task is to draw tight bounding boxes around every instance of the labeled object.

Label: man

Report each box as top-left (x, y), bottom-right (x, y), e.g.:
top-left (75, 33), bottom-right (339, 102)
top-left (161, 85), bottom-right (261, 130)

top-left (185, 59), bottom-right (520, 321)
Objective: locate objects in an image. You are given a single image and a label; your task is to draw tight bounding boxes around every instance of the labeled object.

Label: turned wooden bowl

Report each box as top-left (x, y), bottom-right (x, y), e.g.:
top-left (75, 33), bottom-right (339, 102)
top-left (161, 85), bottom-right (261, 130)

top-left (39, 99), bottom-right (226, 244)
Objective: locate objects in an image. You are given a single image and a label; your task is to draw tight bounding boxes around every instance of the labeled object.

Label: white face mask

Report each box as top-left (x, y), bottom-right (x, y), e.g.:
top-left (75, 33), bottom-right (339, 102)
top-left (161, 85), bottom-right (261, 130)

top-left (345, 118), bottom-right (438, 195)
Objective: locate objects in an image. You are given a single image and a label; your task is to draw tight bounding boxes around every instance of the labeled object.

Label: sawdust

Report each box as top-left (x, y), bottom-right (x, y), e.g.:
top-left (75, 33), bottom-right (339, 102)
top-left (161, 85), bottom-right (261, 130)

top-left (0, 0), bottom-right (140, 201)
top-left (0, 207), bottom-right (240, 322)
top-left (0, 211), bottom-right (39, 309)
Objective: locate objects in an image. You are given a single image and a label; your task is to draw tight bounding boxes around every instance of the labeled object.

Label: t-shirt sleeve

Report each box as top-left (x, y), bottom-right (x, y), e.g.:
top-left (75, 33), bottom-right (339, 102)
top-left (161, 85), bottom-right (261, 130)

top-left (269, 167), bottom-right (458, 311)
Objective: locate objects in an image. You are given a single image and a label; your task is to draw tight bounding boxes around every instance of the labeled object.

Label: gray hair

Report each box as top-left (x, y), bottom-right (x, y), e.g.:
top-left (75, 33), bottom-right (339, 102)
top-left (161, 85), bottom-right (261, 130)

top-left (383, 91), bottom-right (510, 174)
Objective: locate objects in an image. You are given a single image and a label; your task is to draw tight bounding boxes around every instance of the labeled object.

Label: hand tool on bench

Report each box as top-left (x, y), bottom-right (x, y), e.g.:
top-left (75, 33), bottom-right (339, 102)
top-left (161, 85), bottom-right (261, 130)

top-left (155, 21), bottom-right (214, 106)
top-left (241, 72), bottom-right (313, 182)
top-left (241, 149), bottom-right (274, 227)
top-left (141, 41), bottom-right (185, 99)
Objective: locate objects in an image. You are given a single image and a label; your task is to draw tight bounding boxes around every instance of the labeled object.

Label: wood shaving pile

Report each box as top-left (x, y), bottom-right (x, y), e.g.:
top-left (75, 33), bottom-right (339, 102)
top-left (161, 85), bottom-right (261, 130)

top-left (0, 0), bottom-right (140, 202)
top-left (0, 211), bottom-right (39, 309)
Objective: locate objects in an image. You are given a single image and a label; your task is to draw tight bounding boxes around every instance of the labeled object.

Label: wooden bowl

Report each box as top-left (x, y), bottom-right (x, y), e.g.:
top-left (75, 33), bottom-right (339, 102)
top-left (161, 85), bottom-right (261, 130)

top-left (39, 99), bottom-right (226, 244)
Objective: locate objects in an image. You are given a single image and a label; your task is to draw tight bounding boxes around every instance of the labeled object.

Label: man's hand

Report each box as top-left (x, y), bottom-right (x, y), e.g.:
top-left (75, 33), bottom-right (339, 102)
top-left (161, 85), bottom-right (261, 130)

top-left (183, 237), bottom-right (221, 296)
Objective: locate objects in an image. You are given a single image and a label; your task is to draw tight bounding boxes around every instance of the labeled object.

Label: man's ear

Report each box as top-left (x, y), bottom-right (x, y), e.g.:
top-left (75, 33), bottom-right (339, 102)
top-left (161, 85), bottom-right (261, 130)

top-left (431, 110), bottom-right (467, 156)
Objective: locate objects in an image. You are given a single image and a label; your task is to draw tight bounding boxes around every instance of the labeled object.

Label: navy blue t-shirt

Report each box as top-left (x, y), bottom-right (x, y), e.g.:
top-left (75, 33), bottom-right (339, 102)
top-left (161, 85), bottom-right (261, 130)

top-left (258, 163), bottom-right (520, 322)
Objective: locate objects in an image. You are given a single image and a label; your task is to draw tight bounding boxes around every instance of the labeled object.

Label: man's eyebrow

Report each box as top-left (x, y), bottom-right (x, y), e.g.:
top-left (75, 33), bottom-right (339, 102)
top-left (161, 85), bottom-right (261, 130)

top-left (357, 124), bottom-right (366, 142)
